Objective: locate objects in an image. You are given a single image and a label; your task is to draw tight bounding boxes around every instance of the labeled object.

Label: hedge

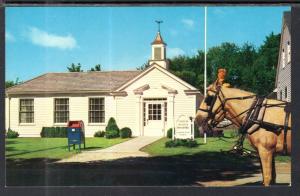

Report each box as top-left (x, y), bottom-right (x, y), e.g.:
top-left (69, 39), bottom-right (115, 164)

top-left (165, 139), bottom-right (198, 148)
top-left (40, 127), bottom-right (68, 138)
top-left (120, 127), bottom-right (132, 138)
top-left (6, 129), bottom-right (19, 138)
top-left (94, 130), bottom-right (105, 137)
top-left (105, 130), bottom-right (119, 139)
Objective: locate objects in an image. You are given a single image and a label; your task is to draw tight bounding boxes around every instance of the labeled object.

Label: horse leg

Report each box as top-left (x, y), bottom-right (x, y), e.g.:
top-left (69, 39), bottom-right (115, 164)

top-left (271, 155), bottom-right (276, 185)
top-left (258, 146), bottom-right (274, 186)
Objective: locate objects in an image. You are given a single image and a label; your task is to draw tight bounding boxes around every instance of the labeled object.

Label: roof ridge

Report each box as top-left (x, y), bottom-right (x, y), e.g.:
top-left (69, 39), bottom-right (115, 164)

top-left (46, 70), bottom-right (141, 74)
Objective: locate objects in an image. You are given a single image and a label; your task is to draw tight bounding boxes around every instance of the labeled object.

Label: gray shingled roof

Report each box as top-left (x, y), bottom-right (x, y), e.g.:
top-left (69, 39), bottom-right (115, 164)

top-left (6, 71), bottom-right (142, 95)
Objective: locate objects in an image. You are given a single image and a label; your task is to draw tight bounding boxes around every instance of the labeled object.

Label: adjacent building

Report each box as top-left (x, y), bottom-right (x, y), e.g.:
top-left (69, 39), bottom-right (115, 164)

top-left (275, 11), bottom-right (291, 102)
top-left (5, 31), bottom-right (203, 137)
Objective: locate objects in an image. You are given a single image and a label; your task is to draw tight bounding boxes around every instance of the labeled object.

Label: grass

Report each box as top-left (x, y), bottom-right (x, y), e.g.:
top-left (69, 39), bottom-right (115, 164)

top-left (141, 130), bottom-right (291, 163)
top-left (6, 137), bottom-right (131, 160)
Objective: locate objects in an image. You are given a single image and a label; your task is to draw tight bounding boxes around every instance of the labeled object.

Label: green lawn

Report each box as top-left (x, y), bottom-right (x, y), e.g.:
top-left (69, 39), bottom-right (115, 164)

top-left (141, 131), bottom-right (291, 162)
top-left (6, 137), bottom-right (131, 160)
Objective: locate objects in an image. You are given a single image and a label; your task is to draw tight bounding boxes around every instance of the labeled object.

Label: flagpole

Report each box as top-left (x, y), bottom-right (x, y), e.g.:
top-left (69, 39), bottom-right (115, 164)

top-left (204, 6), bottom-right (207, 97)
top-left (204, 6), bottom-right (207, 144)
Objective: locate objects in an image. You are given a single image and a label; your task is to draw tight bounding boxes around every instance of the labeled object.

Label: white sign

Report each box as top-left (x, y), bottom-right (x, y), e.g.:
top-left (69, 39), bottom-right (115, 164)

top-left (175, 115), bottom-right (194, 139)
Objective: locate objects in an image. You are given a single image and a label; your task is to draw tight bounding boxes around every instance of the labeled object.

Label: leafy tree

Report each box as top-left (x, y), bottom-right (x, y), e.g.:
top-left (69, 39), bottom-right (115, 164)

top-left (67, 63), bottom-right (83, 72)
top-left (165, 33), bottom-right (280, 96)
top-left (90, 64), bottom-right (102, 71)
top-left (5, 77), bottom-right (22, 88)
top-left (137, 62), bottom-right (150, 70)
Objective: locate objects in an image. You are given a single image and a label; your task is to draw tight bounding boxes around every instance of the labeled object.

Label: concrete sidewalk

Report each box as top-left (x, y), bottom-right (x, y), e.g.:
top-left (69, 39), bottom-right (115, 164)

top-left (58, 136), bottom-right (161, 163)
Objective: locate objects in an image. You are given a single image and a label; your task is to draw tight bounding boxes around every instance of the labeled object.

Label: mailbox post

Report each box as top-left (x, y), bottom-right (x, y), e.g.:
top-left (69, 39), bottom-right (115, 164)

top-left (67, 120), bottom-right (86, 151)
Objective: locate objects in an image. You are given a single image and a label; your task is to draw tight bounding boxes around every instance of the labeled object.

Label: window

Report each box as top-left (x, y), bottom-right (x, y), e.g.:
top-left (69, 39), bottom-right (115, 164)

top-left (280, 90), bottom-right (283, 100)
top-left (287, 41), bottom-right (291, 63)
top-left (89, 98), bottom-right (105, 123)
top-left (19, 99), bottom-right (34, 123)
top-left (282, 49), bottom-right (286, 69)
top-left (154, 47), bottom-right (162, 60)
top-left (143, 102), bottom-right (146, 126)
top-left (164, 102), bottom-right (167, 122)
top-left (285, 86), bottom-right (288, 100)
top-left (148, 104), bottom-right (162, 120)
top-left (54, 98), bottom-right (69, 123)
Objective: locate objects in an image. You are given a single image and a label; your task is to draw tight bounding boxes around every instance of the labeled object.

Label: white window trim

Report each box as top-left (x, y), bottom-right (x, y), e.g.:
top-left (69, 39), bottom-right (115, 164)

top-left (19, 98), bottom-right (35, 124)
top-left (53, 97), bottom-right (70, 124)
top-left (282, 49), bottom-right (286, 69)
top-left (88, 96), bottom-right (106, 124)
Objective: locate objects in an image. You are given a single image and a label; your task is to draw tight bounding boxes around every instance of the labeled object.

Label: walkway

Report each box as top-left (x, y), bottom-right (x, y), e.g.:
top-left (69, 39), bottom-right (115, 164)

top-left (58, 136), bottom-right (161, 163)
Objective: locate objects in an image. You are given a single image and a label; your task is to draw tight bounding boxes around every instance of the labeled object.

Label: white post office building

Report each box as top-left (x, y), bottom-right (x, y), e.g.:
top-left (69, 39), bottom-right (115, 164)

top-left (5, 32), bottom-right (203, 137)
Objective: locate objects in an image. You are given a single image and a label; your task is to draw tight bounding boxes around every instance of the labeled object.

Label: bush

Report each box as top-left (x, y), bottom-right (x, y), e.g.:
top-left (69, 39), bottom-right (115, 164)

top-left (105, 130), bottom-right (119, 139)
top-left (94, 130), bottom-right (105, 137)
top-left (6, 129), bottom-right (19, 138)
top-left (167, 128), bottom-right (173, 139)
top-left (106, 117), bottom-right (119, 132)
top-left (120, 127), bottom-right (132, 138)
top-left (40, 127), bottom-right (68, 138)
top-left (165, 139), bottom-right (198, 148)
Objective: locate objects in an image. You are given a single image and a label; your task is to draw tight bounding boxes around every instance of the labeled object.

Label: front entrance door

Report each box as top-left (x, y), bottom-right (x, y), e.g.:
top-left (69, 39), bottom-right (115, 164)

top-left (143, 102), bottom-right (165, 136)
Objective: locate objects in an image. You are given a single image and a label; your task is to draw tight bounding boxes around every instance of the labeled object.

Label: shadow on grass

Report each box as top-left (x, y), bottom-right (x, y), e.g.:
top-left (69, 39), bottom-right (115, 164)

top-left (6, 146), bottom-right (67, 158)
top-left (6, 151), bottom-right (263, 186)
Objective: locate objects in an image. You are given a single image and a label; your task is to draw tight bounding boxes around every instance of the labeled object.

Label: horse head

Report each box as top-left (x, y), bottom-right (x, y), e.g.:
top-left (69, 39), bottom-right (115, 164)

top-left (195, 68), bottom-right (230, 131)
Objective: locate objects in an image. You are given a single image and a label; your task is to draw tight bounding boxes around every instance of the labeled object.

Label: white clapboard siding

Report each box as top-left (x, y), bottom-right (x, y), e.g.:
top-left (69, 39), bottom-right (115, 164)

top-left (6, 66), bottom-right (200, 137)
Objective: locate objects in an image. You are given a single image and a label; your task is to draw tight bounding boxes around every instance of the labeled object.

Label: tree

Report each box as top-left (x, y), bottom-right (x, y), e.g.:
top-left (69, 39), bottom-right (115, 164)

top-left (5, 77), bottom-right (22, 88)
top-left (67, 63), bottom-right (83, 72)
top-left (166, 33), bottom-right (280, 96)
top-left (137, 62), bottom-right (150, 70)
top-left (90, 64), bottom-right (102, 71)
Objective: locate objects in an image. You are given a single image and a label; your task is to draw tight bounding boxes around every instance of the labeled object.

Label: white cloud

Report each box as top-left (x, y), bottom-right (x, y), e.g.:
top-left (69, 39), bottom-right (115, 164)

top-left (6, 32), bottom-right (15, 42)
top-left (181, 19), bottom-right (195, 28)
top-left (170, 29), bottom-right (178, 37)
top-left (168, 47), bottom-right (185, 58)
top-left (27, 27), bottom-right (77, 50)
top-left (213, 8), bottom-right (226, 15)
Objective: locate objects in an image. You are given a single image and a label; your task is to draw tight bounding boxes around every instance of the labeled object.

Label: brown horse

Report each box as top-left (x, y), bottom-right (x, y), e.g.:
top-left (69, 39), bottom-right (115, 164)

top-left (195, 69), bottom-right (291, 186)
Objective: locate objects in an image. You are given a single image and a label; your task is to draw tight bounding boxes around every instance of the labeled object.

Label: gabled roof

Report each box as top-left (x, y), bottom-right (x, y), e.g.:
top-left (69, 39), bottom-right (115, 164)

top-left (116, 63), bottom-right (200, 93)
top-left (151, 32), bottom-right (166, 45)
top-left (6, 71), bottom-right (141, 95)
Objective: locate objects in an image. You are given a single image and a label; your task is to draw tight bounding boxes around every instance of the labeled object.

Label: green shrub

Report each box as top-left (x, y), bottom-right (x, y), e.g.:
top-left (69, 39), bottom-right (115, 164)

top-left (165, 139), bottom-right (198, 148)
top-left (167, 128), bottom-right (173, 139)
top-left (120, 127), bottom-right (132, 138)
top-left (6, 129), bottom-right (19, 138)
top-left (106, 117), bottom-right (119, 132)
top-left (105, 130), bottom-right (119, 139)
top-left (94, 130), bottom-right (105, 137)
top-left (40, 127), bottom-right (68, 138)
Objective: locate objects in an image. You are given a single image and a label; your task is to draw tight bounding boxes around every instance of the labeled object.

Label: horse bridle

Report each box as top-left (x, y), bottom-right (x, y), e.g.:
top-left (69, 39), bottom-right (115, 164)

top-left (198, 85), bottom-right (257, 129)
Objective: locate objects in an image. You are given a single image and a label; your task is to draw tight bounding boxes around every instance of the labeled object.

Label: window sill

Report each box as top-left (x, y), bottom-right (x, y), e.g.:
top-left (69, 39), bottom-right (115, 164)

top-left (53, 123), bottom-right (68, 126)
top-left (88, 123), bottom-right (106, 126)
top-left (19, 123), bottom-right (35, 126)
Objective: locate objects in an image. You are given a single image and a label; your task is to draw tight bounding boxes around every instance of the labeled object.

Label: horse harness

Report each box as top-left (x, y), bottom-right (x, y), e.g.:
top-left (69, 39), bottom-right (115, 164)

top-left (199, 86), bottom-right (291, 155)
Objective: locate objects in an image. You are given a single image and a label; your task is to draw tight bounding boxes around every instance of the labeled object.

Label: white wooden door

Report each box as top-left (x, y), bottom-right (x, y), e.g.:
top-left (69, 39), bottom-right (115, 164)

top-left (143, 102), bottom-right (165, 136)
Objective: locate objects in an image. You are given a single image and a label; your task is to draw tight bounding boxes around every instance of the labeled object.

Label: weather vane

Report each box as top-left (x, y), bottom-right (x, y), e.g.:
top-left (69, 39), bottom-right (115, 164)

top-left (155, 20), bottom-right (163, 32)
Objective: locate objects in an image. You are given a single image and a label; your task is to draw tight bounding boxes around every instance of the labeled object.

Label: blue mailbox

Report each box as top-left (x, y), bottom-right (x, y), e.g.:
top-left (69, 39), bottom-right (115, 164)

top-left (67, 120), bottom-right (86, 151)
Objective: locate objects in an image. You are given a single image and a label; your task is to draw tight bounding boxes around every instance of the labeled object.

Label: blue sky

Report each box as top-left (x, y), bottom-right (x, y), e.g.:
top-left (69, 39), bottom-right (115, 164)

top-left (6, 6), bottom-right (290, 81)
